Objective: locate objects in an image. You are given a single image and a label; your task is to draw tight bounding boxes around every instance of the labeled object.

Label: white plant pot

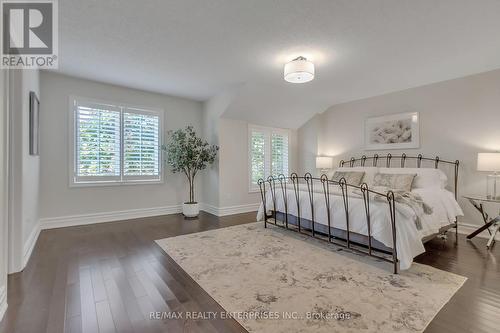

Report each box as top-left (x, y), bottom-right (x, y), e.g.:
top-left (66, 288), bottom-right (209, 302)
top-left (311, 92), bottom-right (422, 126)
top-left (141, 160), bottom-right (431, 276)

top-left (183, 202), bottom-right (199, 218)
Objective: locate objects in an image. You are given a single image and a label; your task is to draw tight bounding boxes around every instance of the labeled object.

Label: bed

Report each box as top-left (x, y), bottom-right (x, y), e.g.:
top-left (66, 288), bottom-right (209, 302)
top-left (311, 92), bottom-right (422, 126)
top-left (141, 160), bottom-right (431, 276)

top-left (256, 153), bottom-right (463, 273)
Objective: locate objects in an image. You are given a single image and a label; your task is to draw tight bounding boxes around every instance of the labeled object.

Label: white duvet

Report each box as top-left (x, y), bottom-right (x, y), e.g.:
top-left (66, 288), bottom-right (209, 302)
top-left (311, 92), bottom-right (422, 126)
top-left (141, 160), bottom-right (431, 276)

top-left (256, 185), bottom-right (463, 270)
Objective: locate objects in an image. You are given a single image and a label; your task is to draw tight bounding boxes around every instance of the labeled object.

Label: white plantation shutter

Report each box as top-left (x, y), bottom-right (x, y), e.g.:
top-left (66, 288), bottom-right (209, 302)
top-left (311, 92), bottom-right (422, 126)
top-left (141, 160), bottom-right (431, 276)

top-left (271, 133), bottom-right (288, 176)
top-left (250, 129), bottom-right (268, 186)
top-left (72, 98), bottom-right (163, 185)
top-left (248, 125), bottom-right (289, 190)
top-left (123, 110), bottom-right (160, 179)
top-left (75, 101), bottom-right (121, 181)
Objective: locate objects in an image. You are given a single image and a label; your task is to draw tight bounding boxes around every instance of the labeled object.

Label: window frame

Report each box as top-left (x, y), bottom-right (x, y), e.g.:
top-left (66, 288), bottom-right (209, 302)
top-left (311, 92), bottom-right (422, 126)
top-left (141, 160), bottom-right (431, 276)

top-left (69, 96), bottom-right (164, 187)
top-left (248, 124), bottom-right (290, 192)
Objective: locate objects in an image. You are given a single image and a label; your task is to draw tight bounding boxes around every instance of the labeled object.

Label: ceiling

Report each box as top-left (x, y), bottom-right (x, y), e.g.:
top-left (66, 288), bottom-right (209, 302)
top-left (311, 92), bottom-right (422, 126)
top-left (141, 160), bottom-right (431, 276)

top-left (57, 0), bottom-right (500, 129)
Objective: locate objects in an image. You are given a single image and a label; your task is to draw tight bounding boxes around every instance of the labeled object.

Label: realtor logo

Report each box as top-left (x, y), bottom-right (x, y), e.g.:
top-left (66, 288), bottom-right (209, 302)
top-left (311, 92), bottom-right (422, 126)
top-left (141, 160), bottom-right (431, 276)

top-left (1, 0), bottom-right (58, 68)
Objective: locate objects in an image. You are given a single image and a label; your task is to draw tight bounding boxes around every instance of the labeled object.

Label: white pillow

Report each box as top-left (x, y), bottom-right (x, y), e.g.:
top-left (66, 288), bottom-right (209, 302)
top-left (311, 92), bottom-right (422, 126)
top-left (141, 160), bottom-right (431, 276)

top-left (377, 167), bottom-right (447, 189)
top-left (329, 167), bottom-right (379, 186)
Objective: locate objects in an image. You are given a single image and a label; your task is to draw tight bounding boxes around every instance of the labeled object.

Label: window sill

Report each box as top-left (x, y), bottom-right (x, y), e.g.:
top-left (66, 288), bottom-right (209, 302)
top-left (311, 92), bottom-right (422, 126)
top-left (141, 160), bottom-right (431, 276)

top-left (70, 179), bottom-right (164, 188)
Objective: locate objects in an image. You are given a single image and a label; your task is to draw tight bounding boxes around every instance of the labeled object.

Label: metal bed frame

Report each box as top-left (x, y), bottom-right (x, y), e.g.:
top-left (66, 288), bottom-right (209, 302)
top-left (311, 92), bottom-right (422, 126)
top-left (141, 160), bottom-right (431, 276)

top-left (258, 153), bottom-right (460, 274)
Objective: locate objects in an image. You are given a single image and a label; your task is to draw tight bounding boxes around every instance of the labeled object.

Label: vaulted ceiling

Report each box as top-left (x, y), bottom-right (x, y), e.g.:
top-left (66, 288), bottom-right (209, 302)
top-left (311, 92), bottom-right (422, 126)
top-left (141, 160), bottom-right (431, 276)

top-left (57, 0), bottom-right (500, 128)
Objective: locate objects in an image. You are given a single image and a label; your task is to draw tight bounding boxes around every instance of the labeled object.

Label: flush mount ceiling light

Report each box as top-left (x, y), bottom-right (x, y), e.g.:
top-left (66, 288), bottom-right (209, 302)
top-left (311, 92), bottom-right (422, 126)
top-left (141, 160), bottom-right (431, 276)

top-left (284, 56), bottom-right (315, 83)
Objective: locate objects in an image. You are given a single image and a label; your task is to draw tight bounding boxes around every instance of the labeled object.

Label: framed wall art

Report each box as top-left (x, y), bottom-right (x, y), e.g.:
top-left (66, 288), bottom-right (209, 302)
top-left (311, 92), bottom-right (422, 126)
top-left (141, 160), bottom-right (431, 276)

top-left (364, 112), bottom-right (419, 150)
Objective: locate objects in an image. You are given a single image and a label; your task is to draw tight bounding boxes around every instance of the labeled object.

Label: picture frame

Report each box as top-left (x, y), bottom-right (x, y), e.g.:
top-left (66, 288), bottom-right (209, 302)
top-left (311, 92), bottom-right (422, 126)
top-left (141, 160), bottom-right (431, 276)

top-left (364, 112), bottom-right (419, 150)
top-left (29, 91), bottom-right (40, 155)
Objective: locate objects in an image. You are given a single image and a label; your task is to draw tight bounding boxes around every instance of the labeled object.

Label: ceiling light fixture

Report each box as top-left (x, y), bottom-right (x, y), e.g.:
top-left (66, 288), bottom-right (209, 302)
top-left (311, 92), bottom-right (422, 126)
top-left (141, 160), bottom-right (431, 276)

top-left (284, 56), bottom-right (315, 83)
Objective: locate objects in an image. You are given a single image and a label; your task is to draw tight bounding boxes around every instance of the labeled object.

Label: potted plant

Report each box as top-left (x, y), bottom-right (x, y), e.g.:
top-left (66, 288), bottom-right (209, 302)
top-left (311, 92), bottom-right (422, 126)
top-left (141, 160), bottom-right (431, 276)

top-left (163, 126), bottom-right (218, 218)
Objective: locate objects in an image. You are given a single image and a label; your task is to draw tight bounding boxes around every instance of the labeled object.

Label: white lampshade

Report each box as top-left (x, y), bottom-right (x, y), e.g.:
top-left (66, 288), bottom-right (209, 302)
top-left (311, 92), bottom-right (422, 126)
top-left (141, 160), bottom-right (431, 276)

top-left (477, 153), bottom-right (500, 172)
top-left (284, 56), bottom-right (315, 83)
top-left (316, 156), bottom-right (333, 169)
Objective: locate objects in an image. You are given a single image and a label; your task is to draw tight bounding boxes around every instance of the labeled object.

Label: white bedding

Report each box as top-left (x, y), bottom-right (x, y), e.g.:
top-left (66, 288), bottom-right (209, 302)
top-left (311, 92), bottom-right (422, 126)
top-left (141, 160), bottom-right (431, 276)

top-left (256, 185), bottom-right (463, 270)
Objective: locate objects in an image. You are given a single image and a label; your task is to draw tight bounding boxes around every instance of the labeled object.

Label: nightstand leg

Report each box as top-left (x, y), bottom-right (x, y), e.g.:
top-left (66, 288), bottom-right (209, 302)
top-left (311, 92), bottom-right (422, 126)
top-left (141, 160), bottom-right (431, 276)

top-left (467, 220), bottom-right (494, 239)
top-left (486, 222), bottom-right (500, 248)
top-left (464, 197), bottom-right (500, 248)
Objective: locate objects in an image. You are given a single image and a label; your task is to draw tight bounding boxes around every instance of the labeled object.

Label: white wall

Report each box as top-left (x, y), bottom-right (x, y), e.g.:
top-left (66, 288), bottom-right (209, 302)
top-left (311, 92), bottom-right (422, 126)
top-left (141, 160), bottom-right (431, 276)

top-left (297, 114), bottom-right (322, 175)
top-left (297, 69), bottom-right (500, 228)
top-left (218, 118), bottom-right (257, 207)
top-left (8, 69), bottom-right (40, 273)
top-left (200, 86), bottom-right (246, 209)
top-left (39, 72), bottom-right (203, 221)
top-left (0, 69), bottom-right (9, 320)
top-left (201, 92), bottom-right (229, 208)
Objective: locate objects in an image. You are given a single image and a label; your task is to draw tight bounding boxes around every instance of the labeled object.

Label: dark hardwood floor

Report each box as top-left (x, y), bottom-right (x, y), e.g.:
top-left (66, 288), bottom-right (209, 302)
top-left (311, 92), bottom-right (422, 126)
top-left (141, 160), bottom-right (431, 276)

top-left (0, 211), bottom-right (499, 333)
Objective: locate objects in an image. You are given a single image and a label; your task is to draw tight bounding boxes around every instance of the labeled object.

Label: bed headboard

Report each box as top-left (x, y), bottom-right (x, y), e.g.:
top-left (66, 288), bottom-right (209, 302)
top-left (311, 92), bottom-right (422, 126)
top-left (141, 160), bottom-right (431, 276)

top-left (338, 153), bottom-right (460, 199)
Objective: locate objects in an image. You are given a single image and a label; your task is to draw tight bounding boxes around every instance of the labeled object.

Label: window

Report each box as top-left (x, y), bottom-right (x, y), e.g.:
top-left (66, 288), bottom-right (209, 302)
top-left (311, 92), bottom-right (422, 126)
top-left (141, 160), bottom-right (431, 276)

top-left (70, 97), bottom-right (163, 186)
top-left (248, 125), bottom-right (289, 191)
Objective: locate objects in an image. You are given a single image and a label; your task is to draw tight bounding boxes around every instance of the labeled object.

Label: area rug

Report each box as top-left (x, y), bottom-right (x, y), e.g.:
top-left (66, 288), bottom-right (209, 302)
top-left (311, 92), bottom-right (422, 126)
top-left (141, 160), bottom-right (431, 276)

top-left (155, 222), bottom-right (466, 333)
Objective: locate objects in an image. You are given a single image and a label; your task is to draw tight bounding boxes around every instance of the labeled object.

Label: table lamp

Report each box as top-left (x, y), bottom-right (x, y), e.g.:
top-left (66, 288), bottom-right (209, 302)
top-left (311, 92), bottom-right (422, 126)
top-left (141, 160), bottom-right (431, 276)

top-left (316, 156), bottom-right (333, 174)
top-left (477, 153), bottom-right (500, 200)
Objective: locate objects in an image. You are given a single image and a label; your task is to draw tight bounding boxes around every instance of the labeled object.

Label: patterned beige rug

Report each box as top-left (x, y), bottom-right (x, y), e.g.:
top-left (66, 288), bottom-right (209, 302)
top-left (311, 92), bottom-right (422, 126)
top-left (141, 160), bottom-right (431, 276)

top-left (156, 222), bottom-right (466, 333)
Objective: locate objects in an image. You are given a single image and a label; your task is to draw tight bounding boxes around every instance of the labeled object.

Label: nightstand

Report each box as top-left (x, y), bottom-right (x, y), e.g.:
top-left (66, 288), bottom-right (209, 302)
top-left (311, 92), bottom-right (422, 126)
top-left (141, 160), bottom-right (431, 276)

top-left (463, 195), bottom-right (500, 248)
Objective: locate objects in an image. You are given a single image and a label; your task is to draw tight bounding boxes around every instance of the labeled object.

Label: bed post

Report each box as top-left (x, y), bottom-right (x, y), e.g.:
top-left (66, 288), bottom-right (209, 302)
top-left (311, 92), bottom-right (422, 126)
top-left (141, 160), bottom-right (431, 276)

top-left (304, 173), bottom-right (315, 236)
top-left (339, 177), bottom-right (351, 248)
top-left (278, 174), bottom-right (288, 229)
top-left (387, 190), bottom-right (399, 274)
top-left (320, 174), bottom-right (332, 241)
top-left (291, 173), bottom-right (301, 232)
top-left (361, 183), bottom-right (373, 255)
top-left (267, 176), bottom-right (277, 224)
top-left (454, 160), bottom-right (460, 241)
top-left (400, 153), bottom-right (407, 167)
top-left (258, 179), bottom-right (267, 228)
top-left (361, 155), bottom-right (367, 167)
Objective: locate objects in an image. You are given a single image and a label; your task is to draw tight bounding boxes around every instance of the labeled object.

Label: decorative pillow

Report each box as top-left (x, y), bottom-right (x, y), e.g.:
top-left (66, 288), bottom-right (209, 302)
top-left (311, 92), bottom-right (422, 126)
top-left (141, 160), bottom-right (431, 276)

top-left (328, 167), bottom-right (379, 186)
top-left (331, 171), bottom-right (365, 186)
top-left (373, 173), bottom-right (417, 192)
top-left (378, 167), bottom-right (447, 189)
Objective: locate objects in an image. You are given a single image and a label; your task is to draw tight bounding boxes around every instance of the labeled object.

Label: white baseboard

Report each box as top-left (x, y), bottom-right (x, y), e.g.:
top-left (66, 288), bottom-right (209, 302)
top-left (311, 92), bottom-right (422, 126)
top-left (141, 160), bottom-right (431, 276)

top-left (0, 285), bottom-right (6, 323)
top-left (38, 202), bottom-right (259, 230)
top-left (199, 203), bottom-right (219, 216)
top-left (454, 222), bottom-right (500, 241)
top-left (200, 203), bottom-right (260, 217)
top-left (23, 221), bottom-right (41, 268)
top-left (39, 205), bottom-right (182, 230)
